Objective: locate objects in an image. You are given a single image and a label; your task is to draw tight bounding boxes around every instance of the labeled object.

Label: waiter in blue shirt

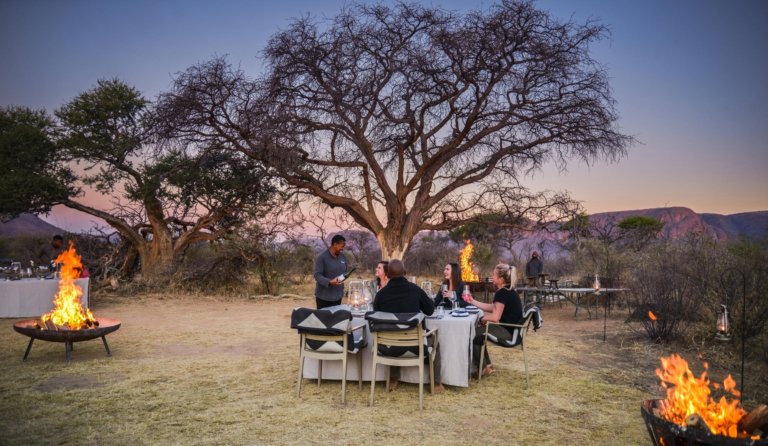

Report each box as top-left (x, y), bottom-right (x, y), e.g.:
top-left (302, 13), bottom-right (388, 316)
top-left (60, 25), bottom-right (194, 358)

top-left (313, 234), bottom-right (348, 309)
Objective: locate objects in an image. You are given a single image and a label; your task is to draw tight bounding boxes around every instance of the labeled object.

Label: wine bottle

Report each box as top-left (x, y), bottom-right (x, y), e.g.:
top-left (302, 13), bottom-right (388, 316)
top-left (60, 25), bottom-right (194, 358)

top-left (335, 267), bottom-right (357, 283)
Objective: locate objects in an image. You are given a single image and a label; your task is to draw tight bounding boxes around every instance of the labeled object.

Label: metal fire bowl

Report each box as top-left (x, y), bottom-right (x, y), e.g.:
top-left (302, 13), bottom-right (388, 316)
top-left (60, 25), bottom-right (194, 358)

top-left (13, 318), bottom-right (121, 342)
top-left (641, 399), bottom-right (768, 446)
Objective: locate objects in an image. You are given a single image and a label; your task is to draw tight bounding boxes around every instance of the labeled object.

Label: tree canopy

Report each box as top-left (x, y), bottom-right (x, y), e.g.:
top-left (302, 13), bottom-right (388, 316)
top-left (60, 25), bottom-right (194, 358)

top-left (157, 1), bottom-right (631, 259)
top-left (45, 79), bottom-right (278, 279)
top-left (0, 107), bottom-right (75, 220)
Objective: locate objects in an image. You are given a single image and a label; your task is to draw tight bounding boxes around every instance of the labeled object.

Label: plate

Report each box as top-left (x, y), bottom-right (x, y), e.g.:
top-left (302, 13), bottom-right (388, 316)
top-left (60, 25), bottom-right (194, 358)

top-left (465, 305), bottom-right (478, 310)
top-left (451, 312), bottom-right (469, 317)
top-left (465, 309), bottom-right (480, 314)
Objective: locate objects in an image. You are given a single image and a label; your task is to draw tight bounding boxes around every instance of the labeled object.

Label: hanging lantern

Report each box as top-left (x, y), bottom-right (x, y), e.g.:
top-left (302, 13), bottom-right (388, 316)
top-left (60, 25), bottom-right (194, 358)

top-left (715, 304), bottom-right (731, 341)
top-left (593, 274), bottom-right (601, 292)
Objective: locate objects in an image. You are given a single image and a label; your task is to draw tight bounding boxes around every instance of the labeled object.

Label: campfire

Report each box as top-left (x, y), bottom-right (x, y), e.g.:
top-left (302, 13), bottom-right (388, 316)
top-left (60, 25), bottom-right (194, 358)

top-left (39, 243), bottom-right (97, 330)
top-left (459, 240), bottom-right (479, 282)
top-left (642, 354), bottom-right (768, 445)
top-left (13, 243), bottom-right (120, 364)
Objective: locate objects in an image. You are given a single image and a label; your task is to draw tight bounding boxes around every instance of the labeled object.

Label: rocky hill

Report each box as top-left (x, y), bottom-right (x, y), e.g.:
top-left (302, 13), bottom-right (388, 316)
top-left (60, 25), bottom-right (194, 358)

top-left (508, 207), bottom-right (767, 258)
top-left (0, 213), bottom-right (63, 237)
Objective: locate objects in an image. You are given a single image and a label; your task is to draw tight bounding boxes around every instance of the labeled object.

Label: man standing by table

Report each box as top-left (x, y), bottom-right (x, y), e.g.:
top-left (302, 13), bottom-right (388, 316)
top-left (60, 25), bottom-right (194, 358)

top-left (37, 234), bottom-right (64, 266)
top-left (373, 259), bottom-right (444, 392)
top-left (525, 251), bottom-right (544, 286)
top-left (313, 234), bottom-right (348, 309)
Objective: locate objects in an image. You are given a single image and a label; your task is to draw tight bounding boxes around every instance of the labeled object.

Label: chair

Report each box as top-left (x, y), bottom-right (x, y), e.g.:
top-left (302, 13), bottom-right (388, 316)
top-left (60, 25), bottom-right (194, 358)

top-left (478, 305), bottom-right (542, 387)
top-left (291, 307), bottom-right (366, 405)
top-left (365, 312), bottom-right (438, 410)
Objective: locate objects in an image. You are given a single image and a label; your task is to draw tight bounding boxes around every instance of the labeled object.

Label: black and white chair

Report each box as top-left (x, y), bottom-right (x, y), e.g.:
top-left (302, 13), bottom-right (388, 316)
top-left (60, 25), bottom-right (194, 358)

top-left (291, 307), bottom-right (366, 404)
top-left (478, 305), bottom-right (542, 387)
top-left (365, 311), bottom-right (438, 410)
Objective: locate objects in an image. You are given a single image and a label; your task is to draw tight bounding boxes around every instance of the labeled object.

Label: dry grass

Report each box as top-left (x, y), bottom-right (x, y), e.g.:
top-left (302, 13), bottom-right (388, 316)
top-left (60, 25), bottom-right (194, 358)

top-left (1, 292), bottom-right (754, 445)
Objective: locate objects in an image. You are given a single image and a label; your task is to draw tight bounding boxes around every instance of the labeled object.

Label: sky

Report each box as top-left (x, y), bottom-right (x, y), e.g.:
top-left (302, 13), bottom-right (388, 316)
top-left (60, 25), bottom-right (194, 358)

top-left (1, 0), bottom-right (767, 232)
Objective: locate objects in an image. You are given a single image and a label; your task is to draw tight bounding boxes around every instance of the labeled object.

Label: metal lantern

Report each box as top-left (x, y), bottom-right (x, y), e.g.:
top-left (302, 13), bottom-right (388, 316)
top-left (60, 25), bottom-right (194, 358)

top-left (715, 303), bottom-right (731, 341)
top-left (593, 274), bottom-right (601, 291)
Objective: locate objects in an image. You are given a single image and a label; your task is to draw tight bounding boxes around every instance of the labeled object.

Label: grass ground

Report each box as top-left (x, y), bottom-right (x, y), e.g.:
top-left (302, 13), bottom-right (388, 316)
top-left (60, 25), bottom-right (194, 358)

top-left (0, 292), bottom-right (763, 445)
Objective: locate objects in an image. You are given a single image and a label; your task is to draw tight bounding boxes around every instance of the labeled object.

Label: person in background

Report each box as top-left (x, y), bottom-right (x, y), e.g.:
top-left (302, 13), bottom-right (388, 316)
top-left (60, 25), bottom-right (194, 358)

top-left (313, 234), bottom-right (349, 309)
top-left (463, 264), bottom-right (523, 378)
top-left (372, 259), bottom-right (443, 393)
top-left (374, 260), bottom-right (389, 291)
top-left (525, 251), bottom-right (544, 285)
top-left (434, 262), bottom-right (467, 308)
top-left (37, 234), bottom-right (64, 266)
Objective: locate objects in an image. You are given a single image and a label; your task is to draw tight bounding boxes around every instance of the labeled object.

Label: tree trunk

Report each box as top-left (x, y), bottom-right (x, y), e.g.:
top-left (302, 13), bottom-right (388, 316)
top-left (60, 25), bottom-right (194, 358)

top-left (376, 231), bottom-right (411, 261)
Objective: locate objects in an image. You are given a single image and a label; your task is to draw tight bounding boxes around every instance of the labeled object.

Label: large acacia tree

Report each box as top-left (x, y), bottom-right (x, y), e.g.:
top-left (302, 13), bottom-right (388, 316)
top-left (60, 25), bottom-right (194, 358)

top-left (158, 1), bottom-right (631, 259)
top-left (54, 79), bottom-right (278, 279)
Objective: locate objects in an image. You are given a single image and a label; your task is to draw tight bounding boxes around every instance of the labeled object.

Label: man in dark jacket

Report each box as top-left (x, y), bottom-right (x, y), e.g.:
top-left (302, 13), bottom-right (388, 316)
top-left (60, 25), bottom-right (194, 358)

top-left (373, 259), bottom-right (443, 392)
top-left (373, 260), bottom-right (434, 315)
top-left (525, 251), bottom-right (544, 285)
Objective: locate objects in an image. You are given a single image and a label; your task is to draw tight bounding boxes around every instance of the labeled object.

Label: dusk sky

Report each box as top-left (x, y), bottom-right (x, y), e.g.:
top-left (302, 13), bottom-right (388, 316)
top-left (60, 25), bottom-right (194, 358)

top-left (1, 0), bottom-right (766, 232)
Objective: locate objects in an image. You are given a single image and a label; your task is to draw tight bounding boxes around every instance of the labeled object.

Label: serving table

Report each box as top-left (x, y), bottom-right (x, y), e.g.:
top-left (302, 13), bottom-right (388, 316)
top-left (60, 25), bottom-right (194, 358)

top-left (0, 278), bottom-right (90, 318)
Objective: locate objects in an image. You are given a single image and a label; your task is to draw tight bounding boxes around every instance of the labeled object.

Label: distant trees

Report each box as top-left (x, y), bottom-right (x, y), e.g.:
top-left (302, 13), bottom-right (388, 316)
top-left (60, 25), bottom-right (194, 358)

top-left (156, 1), bottom-right (630, 260)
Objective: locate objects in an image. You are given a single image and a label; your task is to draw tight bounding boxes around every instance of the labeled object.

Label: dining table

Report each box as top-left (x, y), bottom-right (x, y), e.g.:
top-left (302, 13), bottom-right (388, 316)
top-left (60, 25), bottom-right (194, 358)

top-left (0, 278), bottom-right (90, 318)
top-left (300, 305), bottom-right (480, 387)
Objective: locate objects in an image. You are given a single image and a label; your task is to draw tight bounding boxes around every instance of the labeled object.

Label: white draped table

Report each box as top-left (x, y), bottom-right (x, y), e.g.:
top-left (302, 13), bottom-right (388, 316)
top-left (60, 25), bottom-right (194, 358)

top-left (0, 278), bottom-right (90, 318)
top-left (301, 306), bottom-right (479, 388)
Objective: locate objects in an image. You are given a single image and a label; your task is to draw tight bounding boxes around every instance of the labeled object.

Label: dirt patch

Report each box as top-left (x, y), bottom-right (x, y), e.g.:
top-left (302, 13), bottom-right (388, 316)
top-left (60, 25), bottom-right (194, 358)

top-left (35, 373), bottom-right (125, 392)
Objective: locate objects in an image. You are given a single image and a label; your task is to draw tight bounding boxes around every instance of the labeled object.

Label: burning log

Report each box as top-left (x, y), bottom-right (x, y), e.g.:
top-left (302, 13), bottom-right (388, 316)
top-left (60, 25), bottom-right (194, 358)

top-left (740, 404), bottom-right (768, 436)
top-left (685, 413), bottom-right (711, 432)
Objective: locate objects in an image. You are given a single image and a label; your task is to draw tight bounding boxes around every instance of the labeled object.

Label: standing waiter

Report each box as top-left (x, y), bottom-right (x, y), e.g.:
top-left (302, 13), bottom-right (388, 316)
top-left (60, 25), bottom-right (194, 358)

top-left (313, 234), bottom-right (348, 309)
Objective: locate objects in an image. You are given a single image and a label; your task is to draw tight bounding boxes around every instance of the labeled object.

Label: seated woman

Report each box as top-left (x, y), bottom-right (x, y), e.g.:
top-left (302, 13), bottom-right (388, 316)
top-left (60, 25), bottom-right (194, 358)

top-left (433, 262), bottom-right (468, 308)
top-left (374, 260), bottom-right (389, 290)
top-left (462, 263), bottom-right (523, 378)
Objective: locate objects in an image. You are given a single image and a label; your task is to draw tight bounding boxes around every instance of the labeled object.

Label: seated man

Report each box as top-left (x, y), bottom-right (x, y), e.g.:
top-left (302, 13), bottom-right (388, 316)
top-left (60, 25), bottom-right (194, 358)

top-left (373, 259), bottom-right (444, 393)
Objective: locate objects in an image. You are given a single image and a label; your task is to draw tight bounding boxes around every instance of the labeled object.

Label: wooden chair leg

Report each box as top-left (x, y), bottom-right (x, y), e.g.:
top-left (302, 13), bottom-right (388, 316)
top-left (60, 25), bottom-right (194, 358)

top-left (317, 360), bottom-right (322, 386)
top-left (419, 365), bottom-right (425, 410)
top-left (429, 354), bottom-right (435, 394)
top-left (385, 366), bottom-right (391, 392)
top-left (369, 359), bottom-right (377, 407)
top-left (478, 343), bottom-right (486, 383)
top-left (341, 354), bottom-right (348, 405)
top-left (297, 354), bottom-right (304, 398)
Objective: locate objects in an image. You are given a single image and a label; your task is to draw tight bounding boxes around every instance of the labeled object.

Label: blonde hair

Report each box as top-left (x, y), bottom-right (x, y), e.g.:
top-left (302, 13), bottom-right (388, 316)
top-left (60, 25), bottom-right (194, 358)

top-left (494, 264), bottom-right (516, 290)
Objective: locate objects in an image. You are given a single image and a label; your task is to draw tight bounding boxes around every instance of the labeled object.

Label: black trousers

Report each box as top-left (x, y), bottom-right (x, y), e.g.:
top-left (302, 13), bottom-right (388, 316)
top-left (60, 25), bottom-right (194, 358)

top-left (316, 297), bottom-right (342, 309)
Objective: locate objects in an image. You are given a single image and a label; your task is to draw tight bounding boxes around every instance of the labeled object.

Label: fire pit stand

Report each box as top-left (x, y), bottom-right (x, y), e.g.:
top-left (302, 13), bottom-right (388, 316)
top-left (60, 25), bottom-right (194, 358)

top-left (13, 318), bottom-right (121, 365)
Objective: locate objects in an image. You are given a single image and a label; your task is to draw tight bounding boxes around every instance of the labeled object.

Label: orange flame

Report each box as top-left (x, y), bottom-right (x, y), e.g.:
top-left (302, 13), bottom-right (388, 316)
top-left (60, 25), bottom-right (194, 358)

top-left (655, 354), bottom-right (747, 438)
top-left (459, 240), bottom-right (479, 282)
top-left (40, 243), bottom-right (95, 330)
top-left (648, 311), bottom-right (657, 321)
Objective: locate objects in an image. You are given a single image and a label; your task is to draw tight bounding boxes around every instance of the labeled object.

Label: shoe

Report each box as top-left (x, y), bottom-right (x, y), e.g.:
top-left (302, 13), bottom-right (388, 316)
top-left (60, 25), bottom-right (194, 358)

top-left (481, 365), bottom-right (495, 378)
top-left (388, 379), bottom-right (400, 392)
top-left (433, 383), bottom-right (445, 394)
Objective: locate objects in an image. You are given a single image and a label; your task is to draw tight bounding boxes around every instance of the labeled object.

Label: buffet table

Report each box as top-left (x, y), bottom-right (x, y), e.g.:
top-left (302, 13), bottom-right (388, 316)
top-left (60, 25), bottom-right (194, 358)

top-left (0, 278), bottom-right (90, 318)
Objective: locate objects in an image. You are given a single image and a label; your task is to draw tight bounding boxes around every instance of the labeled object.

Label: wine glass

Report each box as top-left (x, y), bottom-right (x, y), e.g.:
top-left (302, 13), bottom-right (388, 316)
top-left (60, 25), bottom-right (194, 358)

top-left (449, 291), bottom-right (457, 311)
top-left (421, 280), bottom-right (433, 296)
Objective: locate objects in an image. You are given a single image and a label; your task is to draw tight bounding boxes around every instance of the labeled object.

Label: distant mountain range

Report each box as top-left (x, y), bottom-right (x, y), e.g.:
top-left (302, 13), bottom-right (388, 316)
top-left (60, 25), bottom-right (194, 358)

top-left (509, 207), bottom-right (768, 257)
top-left (2, 208), bottom-right (766, 247)
top-left (0, 213), bottom-right (63, 237)
top-left (588, 207), bottom-right (768, 241)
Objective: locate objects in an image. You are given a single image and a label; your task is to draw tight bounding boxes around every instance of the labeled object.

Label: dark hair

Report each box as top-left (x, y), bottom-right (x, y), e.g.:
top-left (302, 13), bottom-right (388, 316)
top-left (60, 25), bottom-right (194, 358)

top-left (53, 235), bottom-right (64, 242)
top-left (387, 259), bottom-right (405, 278)
top-left (446, 262), bottom-right (461, 290)
top-left (375, 261), bottom-right (389, 287)
top-left (330, 234), bottom-right (346, 245)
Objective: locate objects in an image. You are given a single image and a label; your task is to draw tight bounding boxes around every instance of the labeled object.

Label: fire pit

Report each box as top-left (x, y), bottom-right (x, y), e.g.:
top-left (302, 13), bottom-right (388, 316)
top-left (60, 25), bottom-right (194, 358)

top-left (12, 243), bottom-right (121, 364)
top-left (642, 354), bottom-right (768, 445)
top-left (14, 318), bottom-right (121, 364)
top-left (642, 399), bottom-right (767, 446)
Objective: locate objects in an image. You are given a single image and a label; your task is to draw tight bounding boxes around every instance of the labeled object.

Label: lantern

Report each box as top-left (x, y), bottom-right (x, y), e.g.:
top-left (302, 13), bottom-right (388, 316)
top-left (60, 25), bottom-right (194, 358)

top-left (715, 304), bottom-right (731, 341)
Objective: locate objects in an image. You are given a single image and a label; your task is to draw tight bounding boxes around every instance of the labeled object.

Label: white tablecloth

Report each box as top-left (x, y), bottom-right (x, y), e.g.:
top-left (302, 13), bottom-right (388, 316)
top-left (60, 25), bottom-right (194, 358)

top-left (0, 278), bottom-right (90, 318)
top-left (301, 307), bottom-right (479, 387)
